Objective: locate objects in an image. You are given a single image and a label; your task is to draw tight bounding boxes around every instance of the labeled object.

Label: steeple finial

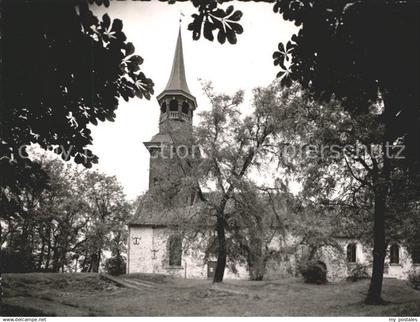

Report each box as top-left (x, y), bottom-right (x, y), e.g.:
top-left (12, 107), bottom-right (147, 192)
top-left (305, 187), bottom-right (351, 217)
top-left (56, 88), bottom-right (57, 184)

top-left (179, 11), bottom-right (184, 24)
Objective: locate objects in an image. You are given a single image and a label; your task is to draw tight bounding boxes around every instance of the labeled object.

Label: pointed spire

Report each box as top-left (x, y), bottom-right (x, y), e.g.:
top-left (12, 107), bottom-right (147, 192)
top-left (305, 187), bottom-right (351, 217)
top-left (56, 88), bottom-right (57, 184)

top-left (156, 27), bottom-right (197, 108)
top-left (163, 28), bottom-right (191, 95)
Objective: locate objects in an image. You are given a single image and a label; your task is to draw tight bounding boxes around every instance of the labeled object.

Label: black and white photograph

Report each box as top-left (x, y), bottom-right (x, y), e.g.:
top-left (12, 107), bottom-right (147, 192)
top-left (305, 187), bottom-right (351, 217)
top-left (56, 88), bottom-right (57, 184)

top-left (1, 0), bottom-right (420, 319)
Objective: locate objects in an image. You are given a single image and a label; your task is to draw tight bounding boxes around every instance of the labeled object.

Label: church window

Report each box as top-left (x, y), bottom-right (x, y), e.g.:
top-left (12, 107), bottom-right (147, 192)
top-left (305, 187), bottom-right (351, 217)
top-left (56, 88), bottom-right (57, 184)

top-left (161, 102), bottom-right (167, 113)
top-left (169, 99), bottom-right (178, 111)
top-left (168, 235), bottom-right (182, 266)
top-left (347, 243), bottom-right (357, 263)
top-left (390, 244), bottom-right (400, 264)
top-left (182, 102), bottom-right (189, 114)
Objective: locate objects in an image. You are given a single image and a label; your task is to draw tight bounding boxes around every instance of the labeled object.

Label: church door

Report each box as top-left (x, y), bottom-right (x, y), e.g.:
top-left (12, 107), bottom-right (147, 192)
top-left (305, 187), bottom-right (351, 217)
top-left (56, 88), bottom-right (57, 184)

top-left (207, 261), bottom-right (217, 279)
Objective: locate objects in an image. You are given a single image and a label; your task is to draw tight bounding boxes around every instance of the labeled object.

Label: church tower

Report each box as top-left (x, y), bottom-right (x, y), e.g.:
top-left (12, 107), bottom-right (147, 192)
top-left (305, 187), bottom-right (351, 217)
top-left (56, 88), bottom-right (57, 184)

top-left (143, 28), bottom-right (197, 197)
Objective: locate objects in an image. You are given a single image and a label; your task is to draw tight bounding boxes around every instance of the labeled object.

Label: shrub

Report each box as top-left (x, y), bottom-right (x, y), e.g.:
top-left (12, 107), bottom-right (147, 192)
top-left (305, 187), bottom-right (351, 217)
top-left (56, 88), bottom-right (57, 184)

top-left (104, 255), bottom-right (126, 276)
top-left (408, 271), bottom-right (420, 290)
top-left (0, 247), bottom-right (35, 273)
top-left (300, 260), bottom-right (327, 284)
top-left (347, 263), bottom-right (369, 282)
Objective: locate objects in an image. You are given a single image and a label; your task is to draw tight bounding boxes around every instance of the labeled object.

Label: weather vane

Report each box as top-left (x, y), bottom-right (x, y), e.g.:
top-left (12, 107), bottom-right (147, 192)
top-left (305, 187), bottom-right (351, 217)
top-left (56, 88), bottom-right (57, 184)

top-left (179, 11), bottom-right (185, 24)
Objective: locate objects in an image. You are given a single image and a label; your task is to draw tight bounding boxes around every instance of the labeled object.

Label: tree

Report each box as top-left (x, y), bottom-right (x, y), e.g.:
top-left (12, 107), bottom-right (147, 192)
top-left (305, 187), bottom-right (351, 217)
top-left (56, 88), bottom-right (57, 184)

top-left (167, 0), bottom-right (419, 166)
top-left (1, 152), bottom-right (133, 273)
top-left (0, 0), bottom-right (153, 221)
top-left (269, 82), bottom-right (420, 303)
top-left (270, 2), bottom-right (419, 303)
top-left (1, 154), bottom-right (86, 272)
top-left (39, 157), bottom-right (94, 272)
top-left (386, 170), bottom-right (420, 264)
top-left (77, 170), bottom-right (131, 272)
top-left (140, 81), bottom-right (285, 282)
top-left (145, 81), bottom-right (300, 282)
top-left (146, 81), bottom-right (360, 282)
top-left (190, 83), bottom-right (283, 282)
top-left (228, 183), bottom-right (293, 281)
top-left (273, 1), bottom-right (419, 163)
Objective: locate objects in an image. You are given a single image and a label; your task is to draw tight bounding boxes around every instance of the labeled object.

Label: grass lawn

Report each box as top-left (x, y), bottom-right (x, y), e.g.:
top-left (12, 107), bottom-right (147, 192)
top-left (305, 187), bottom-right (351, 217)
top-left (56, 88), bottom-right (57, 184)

top-left (1, 272), bottom-right (420, 316)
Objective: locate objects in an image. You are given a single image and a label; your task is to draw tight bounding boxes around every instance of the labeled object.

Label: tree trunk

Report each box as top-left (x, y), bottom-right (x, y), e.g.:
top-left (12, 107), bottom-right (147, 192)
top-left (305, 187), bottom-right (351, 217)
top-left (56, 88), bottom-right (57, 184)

top-left (52, 249), bottom-right (60, 272)
top-left (20, 219), bottom-right (34, 272)
top-left (248, 255), bottom-right (265, 281)
top-left (90, 251), bottom-right (101, 273)
top-left (45, 239), bottom-right (51, 271)
top-left (96, 250), bottom-right (101, 272)
top-left (365, 185), bottom-right (387, 304)
top-left (365, 92), bottom-right (392, 305)
top-left (8, 220), bottom-right (15, 248)
top-left (45, 229), bottom-right (52, 271)
top-left (61, 242), bottom-right (69, 273)
top-left (88, 255), bottom-right (93, 272)
top-left (51, 234), bottom-right (61, 273)
top-left (213, 215), bottom-right (227, 283)
top-left (38, 234), bottom-right (45, 271)
top-left (247, 238), bottom-right (265, 281)
top-left (81, 251), bottom-right (88, 272)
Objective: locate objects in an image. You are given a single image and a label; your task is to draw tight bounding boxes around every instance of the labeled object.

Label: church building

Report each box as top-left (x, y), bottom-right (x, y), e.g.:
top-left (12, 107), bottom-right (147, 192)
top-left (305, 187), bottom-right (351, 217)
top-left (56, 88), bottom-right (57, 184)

top-left (127, 29), bottom-right (420, 281)
top-left (127, 28), bottom-right (230, 279)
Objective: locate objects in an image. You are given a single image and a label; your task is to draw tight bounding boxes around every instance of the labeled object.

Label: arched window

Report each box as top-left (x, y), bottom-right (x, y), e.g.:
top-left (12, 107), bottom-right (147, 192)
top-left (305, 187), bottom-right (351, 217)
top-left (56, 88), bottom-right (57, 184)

top-left (182, 102), bottom-right (189, 114)
top-left (347, 243), bottom-right (357, 263)
top-left (390, 244), bottom-right (400, 264)
top-left (169, 99), bottom-right (178, 111)
top-left (168, 235), bottom-right (182, 266)
top-left (160, 102), bottom-right (167, 113)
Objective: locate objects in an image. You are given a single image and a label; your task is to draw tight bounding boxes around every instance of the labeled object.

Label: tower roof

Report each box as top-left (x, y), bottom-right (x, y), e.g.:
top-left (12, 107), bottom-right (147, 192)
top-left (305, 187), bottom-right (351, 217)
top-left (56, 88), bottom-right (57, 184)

top-left (156, 28), bottom-right (197, 106)
top-left (164, 28), bottom-right (191, 94)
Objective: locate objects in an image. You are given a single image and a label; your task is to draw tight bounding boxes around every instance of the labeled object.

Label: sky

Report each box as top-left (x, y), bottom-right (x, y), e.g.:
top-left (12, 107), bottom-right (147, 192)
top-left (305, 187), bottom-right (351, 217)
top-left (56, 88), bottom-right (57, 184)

top-left (89, 1), bottom-right (299, 200)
